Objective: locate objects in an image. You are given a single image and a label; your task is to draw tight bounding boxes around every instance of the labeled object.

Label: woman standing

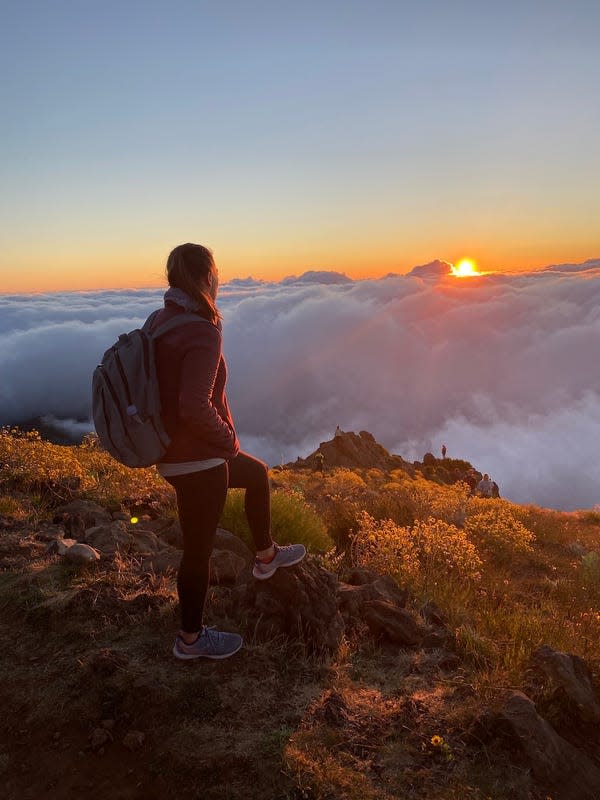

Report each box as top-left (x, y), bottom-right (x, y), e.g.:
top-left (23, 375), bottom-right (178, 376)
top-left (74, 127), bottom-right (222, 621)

top-left (153, 243), bottom-right (305, 660)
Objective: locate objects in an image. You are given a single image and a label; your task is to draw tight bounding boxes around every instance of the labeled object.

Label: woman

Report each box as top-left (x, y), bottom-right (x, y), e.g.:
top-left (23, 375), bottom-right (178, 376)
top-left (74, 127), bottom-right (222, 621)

top-left (153, 243), bottom-right (306, 660)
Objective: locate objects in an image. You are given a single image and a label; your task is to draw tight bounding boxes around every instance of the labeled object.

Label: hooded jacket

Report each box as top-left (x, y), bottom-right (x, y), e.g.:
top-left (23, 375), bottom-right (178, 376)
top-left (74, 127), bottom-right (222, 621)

top-left (152, 301), bottom-right (240, 463)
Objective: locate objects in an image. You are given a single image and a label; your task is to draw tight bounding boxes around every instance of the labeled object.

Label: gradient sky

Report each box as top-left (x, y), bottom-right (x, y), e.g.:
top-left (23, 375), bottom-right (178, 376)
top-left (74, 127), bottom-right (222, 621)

top-left (1, 0), bottom-right (599, 292)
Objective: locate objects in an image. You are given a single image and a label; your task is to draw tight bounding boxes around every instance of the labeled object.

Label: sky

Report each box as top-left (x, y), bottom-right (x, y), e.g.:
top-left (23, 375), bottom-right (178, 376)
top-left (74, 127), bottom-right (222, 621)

top-left (1, 259), bottom-right (599, 511)
top-left (1, 1), bottom-right (600, 292)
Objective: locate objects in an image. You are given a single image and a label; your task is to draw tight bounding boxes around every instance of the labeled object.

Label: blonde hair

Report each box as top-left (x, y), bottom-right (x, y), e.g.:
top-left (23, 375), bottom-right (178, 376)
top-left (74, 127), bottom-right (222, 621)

top-left (166, 243), bottom-right (221, 325)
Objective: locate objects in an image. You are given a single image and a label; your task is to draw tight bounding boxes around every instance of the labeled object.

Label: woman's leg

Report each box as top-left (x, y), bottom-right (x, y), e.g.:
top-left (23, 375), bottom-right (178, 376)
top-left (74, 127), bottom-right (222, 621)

top-left (166, 463), bottom-right (228, 634)
top-left (227, 451), bottom-right (273, 552)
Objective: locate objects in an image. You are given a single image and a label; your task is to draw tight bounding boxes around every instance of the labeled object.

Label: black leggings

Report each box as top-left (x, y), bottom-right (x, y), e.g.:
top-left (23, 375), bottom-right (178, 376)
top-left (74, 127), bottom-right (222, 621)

top-left (165, 451), bottom-right (272, 633)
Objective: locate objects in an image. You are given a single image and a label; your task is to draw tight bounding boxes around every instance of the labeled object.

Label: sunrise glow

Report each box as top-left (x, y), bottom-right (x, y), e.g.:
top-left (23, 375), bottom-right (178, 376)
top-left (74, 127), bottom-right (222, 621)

top-left (451, 259), bottom-right (480, 277)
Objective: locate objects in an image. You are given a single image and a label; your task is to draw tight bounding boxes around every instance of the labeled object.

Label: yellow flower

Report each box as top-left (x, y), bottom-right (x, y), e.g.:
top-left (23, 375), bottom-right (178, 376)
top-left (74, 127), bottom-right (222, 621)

top-left (430, 735), bottom-right (443, 747)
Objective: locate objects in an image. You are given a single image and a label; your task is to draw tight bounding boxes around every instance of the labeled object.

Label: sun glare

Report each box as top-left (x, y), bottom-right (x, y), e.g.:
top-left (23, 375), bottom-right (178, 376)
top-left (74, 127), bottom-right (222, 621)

top-left (451, 258), bottom-right (479, 277)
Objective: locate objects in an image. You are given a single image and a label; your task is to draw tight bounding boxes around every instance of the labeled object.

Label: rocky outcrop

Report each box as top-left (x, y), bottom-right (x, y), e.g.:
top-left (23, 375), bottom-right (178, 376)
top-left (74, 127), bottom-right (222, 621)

top-left (474, 691), bottom-right (600, 800)
top-left (233, 559), bottom-right (345, 653)
top-left (363, 600), bottom-right (424, 646)
top-left (531, 644), bottom-right (600, 725)
top-left (290, 430), bottom-right (410, 473)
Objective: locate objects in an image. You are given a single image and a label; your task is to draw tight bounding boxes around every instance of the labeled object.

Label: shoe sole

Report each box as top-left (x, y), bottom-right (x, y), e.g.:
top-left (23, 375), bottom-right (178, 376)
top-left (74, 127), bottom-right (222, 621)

top-left (252, 551), bottom-right (306, 581)
top-left (173, 640), bottom-right (243, 661)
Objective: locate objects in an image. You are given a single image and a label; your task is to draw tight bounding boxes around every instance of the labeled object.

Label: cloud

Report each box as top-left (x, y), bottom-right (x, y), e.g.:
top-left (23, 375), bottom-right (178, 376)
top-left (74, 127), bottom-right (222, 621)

top-left (1, 261), bottom-right (599, 510)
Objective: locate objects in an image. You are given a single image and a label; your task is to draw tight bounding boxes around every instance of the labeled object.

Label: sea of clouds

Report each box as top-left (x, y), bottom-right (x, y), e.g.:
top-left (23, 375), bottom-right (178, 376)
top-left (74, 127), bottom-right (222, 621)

top-left (2, 258), bottom-right (600, 511)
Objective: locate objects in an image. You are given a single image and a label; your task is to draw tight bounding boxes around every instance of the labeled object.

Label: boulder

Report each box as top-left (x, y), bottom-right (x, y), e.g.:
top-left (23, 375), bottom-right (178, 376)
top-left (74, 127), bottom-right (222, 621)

top-left (130, 529), bottom-right (161, 554)
top-left (214, 528), bottom-right (254, 564)
top-left (346, 568), bottom-right (409, 606)
top-left (363, 600), bottom-right (423, 646)
top-left (531, 645), bottom-right (600, 725)
top-left (337, 578), bottom-right (408, 625)
top-left (210, 549), bottom-right (246, 585)
top-left (64, 543), bottom-right (101, 565)
top-left (82, 521), bottom-right (134, 555)
top-left (474, 691), bottom-right (600, 800)
top-left (141, 548), bottom-right (181, 575)
top-left (156, 520), bottom-right (183, 548)
top-left (234, 558), bottom-right (344, 653)
top-left (53, 500), bottom-right (112, 531)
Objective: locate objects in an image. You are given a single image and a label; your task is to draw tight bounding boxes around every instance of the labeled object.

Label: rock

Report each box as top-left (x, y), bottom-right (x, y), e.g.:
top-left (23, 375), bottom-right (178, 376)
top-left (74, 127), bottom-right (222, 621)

top-left (423, 452), bottom-right (436, 466)
top-left (531, 645), bottom-right (600, 724)
top-left (210, 549), bottom-right (246, 585)
top-left (141, 548), bottom-right (181, 575)
top-left (112, 512), bottom-right (131, 522)
top-left (337, 577), bottom-right (408, 625)
top-left (234, 558), bottom-right (344, 653)
top-left (53, 500), bottom-right (112, 530)
top-left (474, 691), bottom-right (600, 800)
top-left (420, 600), bottom-right (447, 626)
top-left (82, 521), bottom-right (134, 555)
top-left (421, 629), bottom-right (451, 649)
top-left (157, 520), bottom-right (183, 548)
top-left (45, 538), bottom-right (78, 556)
top-left (35, 524), bottom-right (67, 543)
top-left (363, 600), bottom-right (423, 646)
top-left (214, 528), bottom-right (254, 564)
top-left (122, 731), bottom-right (145, 751)
top-left (64, 543), bottom-right (101, 565)
top-left (130, 529), bottom-right (161, 554)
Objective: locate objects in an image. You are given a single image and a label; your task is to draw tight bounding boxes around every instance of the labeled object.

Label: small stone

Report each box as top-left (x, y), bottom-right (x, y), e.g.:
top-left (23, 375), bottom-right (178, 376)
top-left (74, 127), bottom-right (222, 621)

top-left (65, 543), bottom-right (101, 564)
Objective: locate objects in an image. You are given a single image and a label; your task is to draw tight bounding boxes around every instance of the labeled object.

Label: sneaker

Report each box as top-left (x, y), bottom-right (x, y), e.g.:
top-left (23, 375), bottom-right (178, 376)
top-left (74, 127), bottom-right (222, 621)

top-left (252, 542), bottom-right (306, 580)
top-left (173, 626), bottom-right (243, 660)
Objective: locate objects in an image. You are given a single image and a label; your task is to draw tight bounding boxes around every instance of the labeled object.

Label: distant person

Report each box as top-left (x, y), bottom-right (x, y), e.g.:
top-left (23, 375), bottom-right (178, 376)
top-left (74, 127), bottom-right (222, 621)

top-left (335, 425), bottom-right (343, 437)
top-left (314, 451), bottom-right (325, 475)
top-left (441, 443), bottom-right (447, 459)
top-left (477, 473), bottom-right (494, 498)
top-left (152, 243), bottom-right (306, 660)
top-left (492, 481), bottom-right (500, 498)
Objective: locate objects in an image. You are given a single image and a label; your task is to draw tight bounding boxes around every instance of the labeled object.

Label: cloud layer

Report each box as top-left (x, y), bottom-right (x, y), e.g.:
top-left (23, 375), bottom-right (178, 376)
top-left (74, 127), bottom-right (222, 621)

top-left (2, 260), bottom-right (599, 511)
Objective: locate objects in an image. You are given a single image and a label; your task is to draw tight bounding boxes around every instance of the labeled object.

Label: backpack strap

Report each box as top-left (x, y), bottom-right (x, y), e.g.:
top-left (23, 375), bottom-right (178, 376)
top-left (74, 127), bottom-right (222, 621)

top-left (149, 312), bottom-right (212, 341)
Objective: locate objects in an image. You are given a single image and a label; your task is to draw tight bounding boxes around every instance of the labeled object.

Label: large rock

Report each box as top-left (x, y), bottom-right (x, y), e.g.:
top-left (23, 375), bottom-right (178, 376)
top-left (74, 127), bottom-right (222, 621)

top-left (234, 558), bottom-right (344, 653)
top-left (337, 577), bottom-right (408, 625)
top-left (214, 528), bottom-right (254, 564)
top-left (141, 548), bottom-right (181, 575)
top-left (531, 645), bottom-right (600, 725)
top-left (475, 691), bottom-right (600, 800)
top-left (53, 500), bottom-right (112, 533)
top-left (363, 600), bottom-right (423, 646)
top-left (82, 521), bottom-right (134, 555)
top-left (129, 529), bottom-right (161, 554)
top-left (210, 549), bottom-right (246, 585)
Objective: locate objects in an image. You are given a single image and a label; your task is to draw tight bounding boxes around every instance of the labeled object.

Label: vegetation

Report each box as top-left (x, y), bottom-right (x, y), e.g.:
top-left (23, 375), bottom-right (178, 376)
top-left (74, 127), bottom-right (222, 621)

top-left (1, 428), bottom-right (599, 799)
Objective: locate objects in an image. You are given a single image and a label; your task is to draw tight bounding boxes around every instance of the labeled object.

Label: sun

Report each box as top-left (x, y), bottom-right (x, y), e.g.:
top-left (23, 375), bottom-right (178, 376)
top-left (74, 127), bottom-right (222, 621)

top-left (451, 258), bottom-right (479, 277)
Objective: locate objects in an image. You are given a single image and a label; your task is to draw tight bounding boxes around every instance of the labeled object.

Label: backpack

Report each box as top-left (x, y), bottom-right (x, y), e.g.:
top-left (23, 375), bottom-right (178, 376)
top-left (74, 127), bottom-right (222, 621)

top-left (92, 310), bottom-right (209, 468)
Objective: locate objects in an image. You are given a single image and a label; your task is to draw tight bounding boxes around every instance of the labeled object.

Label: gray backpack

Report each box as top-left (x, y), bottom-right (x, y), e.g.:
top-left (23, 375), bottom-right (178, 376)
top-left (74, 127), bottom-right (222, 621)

top-left (92, 310), bottom-right (209, 467)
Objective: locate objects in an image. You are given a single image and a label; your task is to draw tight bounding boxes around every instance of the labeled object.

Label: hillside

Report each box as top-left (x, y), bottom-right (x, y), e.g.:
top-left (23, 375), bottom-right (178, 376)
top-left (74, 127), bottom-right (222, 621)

top-left (1, 427), bottom-right (600, 800)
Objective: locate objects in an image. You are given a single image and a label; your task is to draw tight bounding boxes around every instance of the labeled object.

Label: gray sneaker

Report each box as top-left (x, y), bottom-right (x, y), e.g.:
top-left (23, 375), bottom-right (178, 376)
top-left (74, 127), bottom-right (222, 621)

top-left (173, 626), bottom-right (243, 660)
top-left (252, 542), bottom-right (306, 580)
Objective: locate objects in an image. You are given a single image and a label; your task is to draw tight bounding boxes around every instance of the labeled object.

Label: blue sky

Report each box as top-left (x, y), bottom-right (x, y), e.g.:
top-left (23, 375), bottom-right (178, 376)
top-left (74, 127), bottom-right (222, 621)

top-left (1, 1), bottom-right (599, 290)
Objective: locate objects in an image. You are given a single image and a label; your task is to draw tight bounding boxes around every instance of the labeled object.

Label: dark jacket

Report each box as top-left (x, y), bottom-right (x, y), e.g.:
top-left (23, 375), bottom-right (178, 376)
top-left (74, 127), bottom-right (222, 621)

top-left (152, 302), bottom-right (239, 462)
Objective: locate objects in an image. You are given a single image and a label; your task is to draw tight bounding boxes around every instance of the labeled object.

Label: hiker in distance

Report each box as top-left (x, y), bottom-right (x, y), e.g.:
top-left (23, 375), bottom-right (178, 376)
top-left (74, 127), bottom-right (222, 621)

top-left (153, 243), bottom-right (306, 660)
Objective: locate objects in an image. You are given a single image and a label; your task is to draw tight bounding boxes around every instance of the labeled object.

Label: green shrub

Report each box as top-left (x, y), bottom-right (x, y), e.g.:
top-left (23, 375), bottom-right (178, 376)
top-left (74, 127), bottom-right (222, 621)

top-left (220, 489), bottom-right (332, 552)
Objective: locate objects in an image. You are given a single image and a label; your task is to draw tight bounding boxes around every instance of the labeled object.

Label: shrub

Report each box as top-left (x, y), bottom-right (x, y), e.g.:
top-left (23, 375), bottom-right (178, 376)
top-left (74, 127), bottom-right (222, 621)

top-left (351, 512), bottom-right (482, 592)
top-left (464, 504), bottom-right (535, 561)
top-left (219, 488), bottom-right (332, 552)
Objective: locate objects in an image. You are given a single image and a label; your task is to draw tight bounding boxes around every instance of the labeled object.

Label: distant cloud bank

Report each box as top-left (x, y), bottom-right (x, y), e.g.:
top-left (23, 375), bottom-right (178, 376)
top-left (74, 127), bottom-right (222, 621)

top-left (2, 259), bottom-right (600, 511)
